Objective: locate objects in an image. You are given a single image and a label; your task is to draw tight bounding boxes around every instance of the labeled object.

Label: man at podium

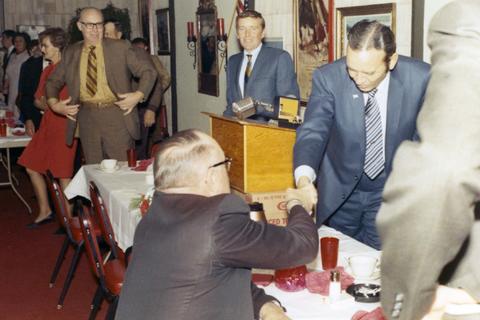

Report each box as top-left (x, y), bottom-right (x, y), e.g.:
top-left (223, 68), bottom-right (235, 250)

top-left (223, 10), bottom-right (299, 122)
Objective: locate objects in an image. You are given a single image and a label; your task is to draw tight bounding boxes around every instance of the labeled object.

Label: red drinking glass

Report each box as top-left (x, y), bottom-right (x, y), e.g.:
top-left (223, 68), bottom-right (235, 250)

top-left (320, 237), bottom-right (339, 270)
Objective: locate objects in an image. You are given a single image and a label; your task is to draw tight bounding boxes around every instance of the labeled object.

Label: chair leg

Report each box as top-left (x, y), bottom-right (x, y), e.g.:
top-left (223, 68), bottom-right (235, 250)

top-left (89, 285), bottom-right (104, 320)
top-left (49, 237), bottom-right (70, 288)
top-left (56, 242), bottom-right (83, 309)
top-left (105, 295), bottom-right (119, 320)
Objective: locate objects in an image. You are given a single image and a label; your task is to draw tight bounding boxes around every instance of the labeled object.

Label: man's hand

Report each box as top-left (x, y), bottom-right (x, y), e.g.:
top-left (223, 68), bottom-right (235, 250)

top-left (144, 109), bottom-right (156, 127)
top-left (287, 176), bottom-right (317, 213)
top-left (115, 91), bottom-right (144, 115)
top-left (259, 302), bottom-right (290, 320)
top-left (25, 119), bottom-right (35, 136)
top-left (49, 96), bottom-right (79, 121)
top-left (422, 285), bottom-right (477, 320)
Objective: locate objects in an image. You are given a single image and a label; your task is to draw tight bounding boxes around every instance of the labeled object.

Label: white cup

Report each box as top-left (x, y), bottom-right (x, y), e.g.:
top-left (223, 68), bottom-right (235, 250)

top-left (348, 255), bottom-right (378, 278)
top-left (101, 159), bottom-right (117, 170)
top-left (145, 174), bottom-right (154, 185)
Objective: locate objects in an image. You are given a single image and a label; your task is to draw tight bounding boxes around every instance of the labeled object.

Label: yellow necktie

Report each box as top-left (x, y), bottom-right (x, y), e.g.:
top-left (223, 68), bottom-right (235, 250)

top-left (86, 45), bottom-right (97, 97)
top-left (244, 54), bottom-right (252, 87)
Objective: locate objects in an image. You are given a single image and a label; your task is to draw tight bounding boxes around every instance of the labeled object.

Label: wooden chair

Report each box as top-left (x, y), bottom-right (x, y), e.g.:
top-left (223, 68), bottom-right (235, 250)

top-left (45, 170), bottom-right (100, 309)
top-left (77, 202), bottom-right (125, 320)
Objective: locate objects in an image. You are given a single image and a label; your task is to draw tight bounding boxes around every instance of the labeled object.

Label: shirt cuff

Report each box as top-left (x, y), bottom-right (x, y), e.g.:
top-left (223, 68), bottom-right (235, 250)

top-left (294, 165), bottom-right (316, 186)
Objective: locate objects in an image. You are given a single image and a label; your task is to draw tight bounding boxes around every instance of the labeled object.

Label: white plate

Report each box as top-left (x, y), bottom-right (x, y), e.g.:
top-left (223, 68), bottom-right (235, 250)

top-left (349, 268), bottom-right (381, 283)
top-left (97, 165), bottom-right (120, 173)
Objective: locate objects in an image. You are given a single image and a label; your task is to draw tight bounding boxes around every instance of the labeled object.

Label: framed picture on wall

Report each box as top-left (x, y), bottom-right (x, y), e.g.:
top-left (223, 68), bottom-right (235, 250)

top-left (293, 0), bottom-right (334, 102)
top-left (16, 25), bottom-right (49, 40)
top-left (156, 8), bottom-right (170, 55)
top-left (336, 3), bottom-right (396, 59)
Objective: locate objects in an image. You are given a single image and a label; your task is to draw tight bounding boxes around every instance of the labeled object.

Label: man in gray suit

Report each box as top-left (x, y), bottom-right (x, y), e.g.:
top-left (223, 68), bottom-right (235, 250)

top-left (116, 129), bottom-right (318, 320)
top-left (223, 10), bottom-right (299, 122)
top-left (294, 20), bottom-right (430, 249)
top-left (46, 7), bottom-right (157, 164)
top-left (378, 1), bottom-right (480, 319)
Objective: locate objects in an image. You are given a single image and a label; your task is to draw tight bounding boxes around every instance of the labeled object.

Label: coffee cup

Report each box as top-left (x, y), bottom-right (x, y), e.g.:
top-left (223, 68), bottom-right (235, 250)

top-left (101, 159), bottom-right (117, 171)
top-left (348, 255), bottom-right (378, 279)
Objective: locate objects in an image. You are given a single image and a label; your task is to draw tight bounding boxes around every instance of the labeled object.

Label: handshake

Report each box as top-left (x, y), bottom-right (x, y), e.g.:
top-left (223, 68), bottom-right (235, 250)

top-left (285, 176), bottom-right (318, 214)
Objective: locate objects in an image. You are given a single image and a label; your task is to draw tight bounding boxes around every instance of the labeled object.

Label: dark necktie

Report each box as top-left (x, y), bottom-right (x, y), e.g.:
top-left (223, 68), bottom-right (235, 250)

top-left (86, 45), bottom-right (97, 97)
top-left (364, 89), bottom-right (384, 179)
top-left (244, 54), bottom-right (253, 91)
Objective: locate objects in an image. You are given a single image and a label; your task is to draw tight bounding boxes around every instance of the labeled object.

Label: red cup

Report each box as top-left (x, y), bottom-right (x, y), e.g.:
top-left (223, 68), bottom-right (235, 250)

top-left (320, 237), bottom-right (339, 270)
top-left (127, 148), bottom-right (137, 167)
top-left (0, 120), bottom-right (6, 137)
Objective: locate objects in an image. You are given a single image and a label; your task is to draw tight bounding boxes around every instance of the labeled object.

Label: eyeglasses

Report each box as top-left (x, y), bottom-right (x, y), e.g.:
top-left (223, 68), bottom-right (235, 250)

top-left (209, 157), bottom-right (232, 172)
top-left (79, 21), bottom-right (104, 31)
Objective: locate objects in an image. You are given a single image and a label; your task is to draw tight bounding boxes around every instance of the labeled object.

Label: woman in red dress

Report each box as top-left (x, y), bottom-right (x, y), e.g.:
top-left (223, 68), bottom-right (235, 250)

top-left (18, 28), bottom-right (78, 227)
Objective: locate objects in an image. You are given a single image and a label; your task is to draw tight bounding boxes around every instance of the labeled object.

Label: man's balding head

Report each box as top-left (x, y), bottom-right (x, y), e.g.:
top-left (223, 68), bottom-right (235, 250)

top-left (153, 129), bottom-right (230, 196)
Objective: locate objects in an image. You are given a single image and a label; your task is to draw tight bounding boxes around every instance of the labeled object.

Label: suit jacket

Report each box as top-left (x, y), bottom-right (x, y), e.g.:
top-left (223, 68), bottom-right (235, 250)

top-left (377, 1), bottom-right (480, 319)
top-left (17, 56), bottom-right (43, 129)
top-left (293, 56), bottom-right (430, 224)
top-left (224, 45), bottom-right (299, 120)
top-left (116, 192), bottom-right (318, 320)
top-left (45, 38), bottom-right (157, 145)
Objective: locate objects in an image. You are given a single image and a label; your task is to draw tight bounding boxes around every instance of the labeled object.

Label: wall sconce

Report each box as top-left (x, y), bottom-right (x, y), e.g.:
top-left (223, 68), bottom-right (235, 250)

top-left (187, 21), bottom-right (197, 69)
top-left (216, 18), bottom-right (228, 70)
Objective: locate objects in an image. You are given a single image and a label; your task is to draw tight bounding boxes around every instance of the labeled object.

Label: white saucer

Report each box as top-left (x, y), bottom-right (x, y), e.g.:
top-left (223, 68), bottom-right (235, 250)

top-left (346, 267), bottom-right (380, 283)
top-left (97, 165), bottom-right (120, 173)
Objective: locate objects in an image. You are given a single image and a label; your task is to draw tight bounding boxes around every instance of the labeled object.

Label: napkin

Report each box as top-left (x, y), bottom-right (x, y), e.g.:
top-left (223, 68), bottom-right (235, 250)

top-left (351, 307), bottom-right (385, 320)
top-left (132, 158), bottom-right (153, 171)
top-left (305, 266), bottom-right (355, 295)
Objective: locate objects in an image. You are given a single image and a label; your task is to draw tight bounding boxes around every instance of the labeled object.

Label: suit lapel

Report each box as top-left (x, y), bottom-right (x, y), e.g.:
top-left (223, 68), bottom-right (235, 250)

top-left (348, 81), bottom-right (366, 154)
top-left (244, 46), bottom-right (267, 96)
top-left (385, 71), bottom-right (404, 170)
top-left (233, 53), bottom-right (243, 98)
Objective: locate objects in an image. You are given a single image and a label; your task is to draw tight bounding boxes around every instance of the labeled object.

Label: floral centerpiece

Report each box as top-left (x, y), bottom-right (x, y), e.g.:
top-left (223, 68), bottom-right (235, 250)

top-left (129, 187), bottom-right (155, 217)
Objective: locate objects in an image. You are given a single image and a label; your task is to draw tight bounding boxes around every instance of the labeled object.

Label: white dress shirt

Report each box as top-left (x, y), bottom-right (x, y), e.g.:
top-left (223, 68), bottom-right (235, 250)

top-left (238, 43), bottom-right (262, 97)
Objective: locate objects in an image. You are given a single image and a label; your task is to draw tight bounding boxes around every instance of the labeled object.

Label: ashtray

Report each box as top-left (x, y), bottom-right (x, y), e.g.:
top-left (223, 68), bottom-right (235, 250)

top-left (346, 283), bottom-right (381, 303)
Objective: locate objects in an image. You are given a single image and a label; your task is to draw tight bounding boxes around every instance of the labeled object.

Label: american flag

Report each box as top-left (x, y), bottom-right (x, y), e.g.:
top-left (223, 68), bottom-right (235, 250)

top-left (236, 0), bottom-right (250, 14)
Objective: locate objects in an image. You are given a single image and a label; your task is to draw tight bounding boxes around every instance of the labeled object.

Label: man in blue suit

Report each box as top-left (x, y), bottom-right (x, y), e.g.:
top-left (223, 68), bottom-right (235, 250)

top-left (294, 20), bottom-right (430, 249)
top-left (223, 10), bottom-right (299, 122)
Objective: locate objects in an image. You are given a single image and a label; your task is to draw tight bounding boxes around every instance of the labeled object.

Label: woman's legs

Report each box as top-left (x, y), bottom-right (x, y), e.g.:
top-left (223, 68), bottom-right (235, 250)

top-left (26, 168), bottom-right (52, 222)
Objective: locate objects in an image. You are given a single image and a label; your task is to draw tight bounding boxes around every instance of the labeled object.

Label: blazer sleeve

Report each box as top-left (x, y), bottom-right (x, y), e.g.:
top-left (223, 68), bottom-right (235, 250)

top-left (293, 67), bottom-right (335, 173)
top-left (212, 195), bottom-right (318, 269)
top-left (251, 282), bottom-right (284, 320)
top-left (224, 56), bottom-right (236, 117)
top-left (275, 51), bottom-right (299, 99)
top-left (126, 46), bottom-right (157, 100)
top-left (377, 2), bottom-right (480, 318)
top-left (45, 52), bottom-right (67, 101)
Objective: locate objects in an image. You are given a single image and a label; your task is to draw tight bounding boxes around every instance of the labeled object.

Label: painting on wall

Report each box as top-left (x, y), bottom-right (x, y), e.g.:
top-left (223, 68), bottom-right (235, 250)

top-left (293, 0), bottom-right (334, 102)
top-left (17, 25), bottom-right (49, 40)
top-left (156, 8), bottom-right (170, 55)
top-left (336, 3), bottom-right (396, 59)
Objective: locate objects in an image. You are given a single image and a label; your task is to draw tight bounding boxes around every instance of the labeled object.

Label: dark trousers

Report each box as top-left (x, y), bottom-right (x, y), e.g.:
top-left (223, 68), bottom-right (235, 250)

top-left (326, 171), bottom-right (386, 250)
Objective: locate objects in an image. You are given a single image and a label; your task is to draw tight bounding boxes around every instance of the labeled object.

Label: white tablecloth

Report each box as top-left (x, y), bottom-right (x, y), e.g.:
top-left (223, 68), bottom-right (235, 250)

top-left (64, 162), bottom-right (154, 251)
top-left (65, 164), bottom-right (382, 319)
top-left (264, 226), bottom-right (381, 320)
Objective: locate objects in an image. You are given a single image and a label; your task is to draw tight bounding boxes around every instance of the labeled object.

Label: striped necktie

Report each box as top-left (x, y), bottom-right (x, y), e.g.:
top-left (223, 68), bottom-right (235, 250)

top-left (364, 89), bottom-right (384, 179)
top-left (244, 54), bottom-right (253, 89)
top-left (86, 45), bottom-right (97, 97)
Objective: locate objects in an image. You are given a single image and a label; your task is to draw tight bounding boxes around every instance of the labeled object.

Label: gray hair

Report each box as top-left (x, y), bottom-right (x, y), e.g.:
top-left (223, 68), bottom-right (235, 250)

top-left (153, 129), bottom-right (216, 189)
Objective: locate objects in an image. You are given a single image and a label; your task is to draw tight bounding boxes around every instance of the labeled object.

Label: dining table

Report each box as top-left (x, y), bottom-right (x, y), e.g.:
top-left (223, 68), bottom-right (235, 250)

top-left (0, 134), bottom-right (32, 213)
top-left (65, 162), bottom-right (382, 319)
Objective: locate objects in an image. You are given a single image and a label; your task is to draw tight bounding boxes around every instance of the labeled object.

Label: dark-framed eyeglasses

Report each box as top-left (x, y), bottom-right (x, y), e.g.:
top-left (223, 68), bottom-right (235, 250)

top-left (209, 157), bottom-right (232, 172)
top-left (79, 21), bottom-right (104, 31)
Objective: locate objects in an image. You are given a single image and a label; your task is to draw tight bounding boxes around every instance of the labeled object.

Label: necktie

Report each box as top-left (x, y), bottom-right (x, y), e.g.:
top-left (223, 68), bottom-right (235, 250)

top-left (86, 45), bottom-right (97, 97)
top-left (364, 89), bottom-right (384, 179)
top-left (244, 54), bottom-right (252, 89)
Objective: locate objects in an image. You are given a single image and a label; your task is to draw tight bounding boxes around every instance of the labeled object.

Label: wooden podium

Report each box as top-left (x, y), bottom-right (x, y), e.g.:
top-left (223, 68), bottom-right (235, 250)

top-left (205, 113), bottom-right (296, 193)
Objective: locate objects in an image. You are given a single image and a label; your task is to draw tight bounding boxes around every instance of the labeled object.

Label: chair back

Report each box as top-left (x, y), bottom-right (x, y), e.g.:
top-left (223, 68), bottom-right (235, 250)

top-left (89, 181), bottom-right (120, 259)
top-left (45, 170), bottom-right (74, 241)
top-left (77, 202), bottom-right (107, 286)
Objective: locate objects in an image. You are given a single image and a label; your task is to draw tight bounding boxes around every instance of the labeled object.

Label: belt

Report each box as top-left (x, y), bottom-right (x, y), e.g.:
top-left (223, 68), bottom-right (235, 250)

top-left (81, 101), bottom-right (116, 108)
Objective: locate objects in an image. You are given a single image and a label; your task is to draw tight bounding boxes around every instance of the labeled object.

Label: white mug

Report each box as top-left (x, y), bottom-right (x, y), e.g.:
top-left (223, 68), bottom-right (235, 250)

top-left (348, 255), bottom-right (378, 278)
top-left (100, 159), bottom-right (117, 170)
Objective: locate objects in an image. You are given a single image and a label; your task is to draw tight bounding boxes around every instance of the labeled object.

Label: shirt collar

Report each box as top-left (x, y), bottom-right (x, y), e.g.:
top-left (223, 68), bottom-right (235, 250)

top-left (243, 43), bottom-right (262, 60)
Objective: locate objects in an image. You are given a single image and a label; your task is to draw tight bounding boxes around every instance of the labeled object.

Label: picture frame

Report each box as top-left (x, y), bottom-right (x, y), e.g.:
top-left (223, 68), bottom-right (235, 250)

top-left (336, 3), bottom-right (396, 59)
top-left (16, 25), bottom-right (49, 40)
top-left (293, 0), bottom-right (334, 102)
top-left (156, 8), bottom-right (170, 55)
